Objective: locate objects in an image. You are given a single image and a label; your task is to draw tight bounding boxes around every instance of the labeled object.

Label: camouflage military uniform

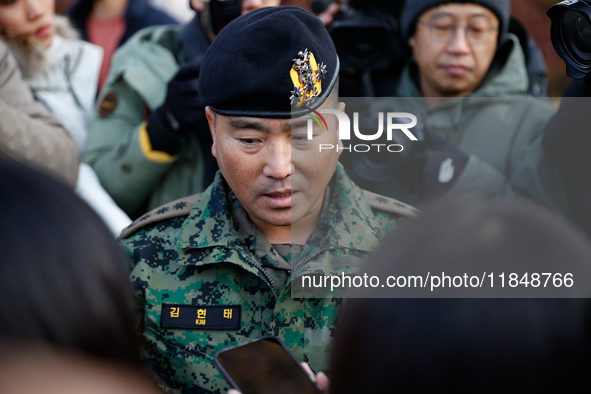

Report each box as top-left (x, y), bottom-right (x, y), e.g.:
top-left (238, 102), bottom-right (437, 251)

top-left (121, 163), bottom-right (416, 393)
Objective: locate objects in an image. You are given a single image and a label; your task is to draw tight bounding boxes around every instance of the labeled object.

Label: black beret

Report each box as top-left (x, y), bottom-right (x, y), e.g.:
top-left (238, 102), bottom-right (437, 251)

top-left (199, 6), bottom-right (339, 118)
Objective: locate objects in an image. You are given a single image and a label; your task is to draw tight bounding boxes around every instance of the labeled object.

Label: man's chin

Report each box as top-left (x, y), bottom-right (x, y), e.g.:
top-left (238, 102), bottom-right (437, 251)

top-left (265, 216), bottom-right (292, 227)
top-left (439, 79), bottom-right (478, 96)
top-left (259, 212), bottom-right (292, 227)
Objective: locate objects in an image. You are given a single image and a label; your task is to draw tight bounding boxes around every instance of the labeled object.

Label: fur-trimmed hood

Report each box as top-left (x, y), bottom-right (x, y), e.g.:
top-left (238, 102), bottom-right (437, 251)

top-left (1, 15), bottom-right (103, 153)
top-left (0, 15), bottom-right (81, 79)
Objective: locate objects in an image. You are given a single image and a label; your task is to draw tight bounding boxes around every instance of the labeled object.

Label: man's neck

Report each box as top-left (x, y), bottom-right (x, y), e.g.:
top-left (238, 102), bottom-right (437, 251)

top-left (419, 75), bottom-right (465, 110)
top-left (422, 96), bottom-right (458, 110)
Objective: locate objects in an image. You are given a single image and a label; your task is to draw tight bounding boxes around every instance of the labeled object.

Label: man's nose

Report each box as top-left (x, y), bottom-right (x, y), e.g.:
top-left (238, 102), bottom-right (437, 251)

top-left (446, 27), bottom-right (471, 55)
top-left (262, 142), bottom-right (292, 180)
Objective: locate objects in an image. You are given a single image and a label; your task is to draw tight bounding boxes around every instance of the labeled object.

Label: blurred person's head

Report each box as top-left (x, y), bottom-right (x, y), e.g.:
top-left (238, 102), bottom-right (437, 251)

top-left (199, 7), bottom-right (341, 243)
top-left (401, 1), bottom-right (510, 97)
top-left (240, 0), bottom-right (281, 15)
top-left (0, 159), bottom-right (140, 364)
top-left (0, 0), bottom-right (55, 48)
top-left (193, 0), bottom-right (281, 41)
top-left (0, 343), bottom-right (162, 394)
top-left (190, 0), bottom-right (280, 14)
top-left (330, 198), bottom-right (591, 393)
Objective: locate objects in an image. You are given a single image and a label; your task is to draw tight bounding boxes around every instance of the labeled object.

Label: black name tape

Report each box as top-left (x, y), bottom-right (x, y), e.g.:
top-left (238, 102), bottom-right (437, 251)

top-left (161, 304), bottom-right (241, 330)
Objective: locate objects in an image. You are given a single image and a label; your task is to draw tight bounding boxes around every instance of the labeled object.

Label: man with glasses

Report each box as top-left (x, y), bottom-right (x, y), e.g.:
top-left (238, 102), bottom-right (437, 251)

top-left (350, 0), bottom-right (568, 215)
top-left (405, 1), bottom-right (505, 98)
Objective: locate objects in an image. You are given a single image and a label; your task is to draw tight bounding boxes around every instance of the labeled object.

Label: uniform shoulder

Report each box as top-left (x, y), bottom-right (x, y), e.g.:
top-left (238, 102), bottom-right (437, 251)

top-left (362, 189), bottom-right (419, 218)
top-left (120, 193), bottom-right (201, 239)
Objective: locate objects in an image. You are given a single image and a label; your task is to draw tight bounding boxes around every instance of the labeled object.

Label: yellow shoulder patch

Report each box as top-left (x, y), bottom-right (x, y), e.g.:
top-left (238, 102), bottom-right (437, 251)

top-left (362, 189), bottom-right (420, 218)
top-left (120, 194), bottom-right (201, 239)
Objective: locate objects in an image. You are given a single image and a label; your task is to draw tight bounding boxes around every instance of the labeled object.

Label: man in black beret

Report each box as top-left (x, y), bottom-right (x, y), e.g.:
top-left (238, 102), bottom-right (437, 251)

top-left (120, 6), bottom-right (416, 393)
top-left (347, 0), bottom-right (568, 217)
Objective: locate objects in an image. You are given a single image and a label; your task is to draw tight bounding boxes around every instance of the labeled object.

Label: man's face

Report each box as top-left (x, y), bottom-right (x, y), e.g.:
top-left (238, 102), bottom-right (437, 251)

top-left (191, 0), bottom-right (280, 14)
top-left (241, 0), bottom-right (281, 15)
top-left (409, 3), bottom-right (499, 97)
top-left (206, 98), bottom-right (342, 230)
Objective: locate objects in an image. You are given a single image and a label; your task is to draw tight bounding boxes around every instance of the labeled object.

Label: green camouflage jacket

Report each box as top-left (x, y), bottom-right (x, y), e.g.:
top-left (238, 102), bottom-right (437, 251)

top-left (121, 164), bottom-right (416, 393)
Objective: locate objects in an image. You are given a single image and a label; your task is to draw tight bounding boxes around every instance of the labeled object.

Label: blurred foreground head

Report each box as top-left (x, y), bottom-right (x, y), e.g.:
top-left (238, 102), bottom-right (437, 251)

top-left (330, 198), bottom-right (591, 393)
top-left (0, 159), bottom-right (141, 361)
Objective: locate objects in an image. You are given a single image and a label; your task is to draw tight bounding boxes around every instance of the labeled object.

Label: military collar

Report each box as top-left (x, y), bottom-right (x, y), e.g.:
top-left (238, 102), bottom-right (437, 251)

top-left (176, 172), bottom-right (240, 251)
top-left (309, 163), bottom-right (385, 254)
top-left (229, 191), bottom-right (292, 271)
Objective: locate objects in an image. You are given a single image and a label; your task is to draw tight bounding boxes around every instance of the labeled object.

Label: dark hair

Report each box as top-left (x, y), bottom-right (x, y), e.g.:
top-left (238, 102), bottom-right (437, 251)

top-left (0, 159), bottom-right (140, 364)
top-left (330, 198), bottom-right (591, 393)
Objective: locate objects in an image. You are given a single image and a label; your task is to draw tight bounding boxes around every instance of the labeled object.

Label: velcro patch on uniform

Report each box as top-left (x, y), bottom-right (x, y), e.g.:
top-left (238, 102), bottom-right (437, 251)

top-left (161, 304), bottom-right (241, 330)
top-left (98, 92), bottom-right (118, 117)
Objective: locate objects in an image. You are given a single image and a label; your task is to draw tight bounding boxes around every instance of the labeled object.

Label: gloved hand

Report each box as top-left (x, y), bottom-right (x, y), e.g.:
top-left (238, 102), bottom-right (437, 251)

top-left (147, 60), bottom-right (207, 154)
top-left (396, 127), bottom-right (468, 200)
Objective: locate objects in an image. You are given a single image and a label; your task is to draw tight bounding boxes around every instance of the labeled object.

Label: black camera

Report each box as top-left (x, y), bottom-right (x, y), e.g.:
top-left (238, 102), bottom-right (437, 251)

top-left (202, 0), bottom-right (242, 37)
top-left (312, 0), bottom-right (402, 71)
top-left (548, 0), bottom-right (591, 79)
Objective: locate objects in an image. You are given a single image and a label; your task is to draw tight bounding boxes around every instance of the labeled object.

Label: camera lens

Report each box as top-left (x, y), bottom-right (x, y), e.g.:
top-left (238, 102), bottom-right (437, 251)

top-left (348, 28), bottom-right (385, 63)
top-left (561, 10), bottom-right (591, 68)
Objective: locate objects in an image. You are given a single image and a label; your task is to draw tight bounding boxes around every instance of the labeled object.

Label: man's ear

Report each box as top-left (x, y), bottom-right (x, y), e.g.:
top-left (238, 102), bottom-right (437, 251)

top-left (409, 34), bottom-right (416, 49)
top-left (205, 106), bottom-right (217, 158)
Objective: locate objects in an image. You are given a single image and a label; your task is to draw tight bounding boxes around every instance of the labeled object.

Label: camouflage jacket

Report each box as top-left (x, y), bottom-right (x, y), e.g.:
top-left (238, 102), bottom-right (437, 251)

top-left (121, 163), bottom-right (416, 393)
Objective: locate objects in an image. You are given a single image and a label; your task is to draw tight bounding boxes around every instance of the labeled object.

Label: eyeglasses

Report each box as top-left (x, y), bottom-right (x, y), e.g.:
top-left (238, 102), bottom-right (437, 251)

top-left (417, 15), bottom-right (499, 45)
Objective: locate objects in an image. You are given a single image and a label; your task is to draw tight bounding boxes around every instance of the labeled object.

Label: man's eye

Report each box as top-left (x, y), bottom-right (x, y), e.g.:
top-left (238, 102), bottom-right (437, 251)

top-left (433, 23), bottom-right (454, 32)
top-left (292, 135), bottom-right (309, 142)
top-left (469, 25), bottom-right (485, 33)
top-left (239, 139), bottom-right (260, 145)
top-left (431, 24), bottom-right (454, 39)
top-left (434, 23), bottom-right (453, 30)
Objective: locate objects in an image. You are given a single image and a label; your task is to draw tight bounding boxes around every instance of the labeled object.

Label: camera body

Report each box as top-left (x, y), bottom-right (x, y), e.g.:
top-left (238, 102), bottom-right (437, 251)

top-left (313, 0), bottom-right (405, 71)
top-left (330, 8), bottom-right (397, 71)
top-left (201, 0), bottom-right (242, 38)
top-left (548, 0), bottom-right (591, 79)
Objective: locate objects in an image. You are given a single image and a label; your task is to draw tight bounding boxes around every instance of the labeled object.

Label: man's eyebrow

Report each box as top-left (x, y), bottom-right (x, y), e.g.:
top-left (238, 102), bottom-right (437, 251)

top-left (468, 12), bottom-right (494, 19)
top-left (228, 117), bottom-right (271, 132)
top-left (431, 11), bottom-right (493, 19)
top-left (226, 117), bottom-right (310, 133)
top-left (431, 11), bottom-right (454, 18)
top-left (290, 118), bottom-right (310, 130)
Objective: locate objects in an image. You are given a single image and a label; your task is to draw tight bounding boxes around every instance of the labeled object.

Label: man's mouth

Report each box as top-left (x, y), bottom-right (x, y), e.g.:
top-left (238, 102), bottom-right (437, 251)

top-left (442, 64), bottom-right (470, 76)
top-left (263, 190), bottom-right (293, 209)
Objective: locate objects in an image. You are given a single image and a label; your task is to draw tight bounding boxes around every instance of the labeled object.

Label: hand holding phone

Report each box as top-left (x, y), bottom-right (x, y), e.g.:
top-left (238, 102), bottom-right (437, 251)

top-left (215, 336), bottom-right (326, 394)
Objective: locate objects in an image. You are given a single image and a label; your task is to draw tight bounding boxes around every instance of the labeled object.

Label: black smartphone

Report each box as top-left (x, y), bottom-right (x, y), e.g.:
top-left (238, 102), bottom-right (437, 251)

top-left (214, 336), bottom-right (325, 394)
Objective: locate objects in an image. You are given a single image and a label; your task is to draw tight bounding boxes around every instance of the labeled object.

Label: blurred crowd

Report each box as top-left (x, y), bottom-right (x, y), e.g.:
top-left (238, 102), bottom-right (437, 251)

top-left (2, 0), bottom-right (591, 393)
